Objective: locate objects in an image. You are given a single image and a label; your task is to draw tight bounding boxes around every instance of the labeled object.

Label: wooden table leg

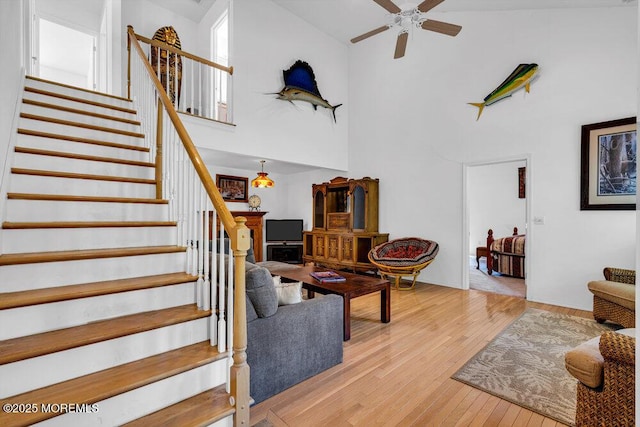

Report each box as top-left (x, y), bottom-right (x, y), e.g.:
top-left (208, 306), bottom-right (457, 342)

top-left (381, 284), bottom-right (390, 323)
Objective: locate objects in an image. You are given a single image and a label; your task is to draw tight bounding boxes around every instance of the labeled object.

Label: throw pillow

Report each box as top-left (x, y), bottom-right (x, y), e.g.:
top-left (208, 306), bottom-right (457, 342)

top-left (245, 263), bottom-right (278, 318)
top-left (274, 279), bottom-right (303, 305)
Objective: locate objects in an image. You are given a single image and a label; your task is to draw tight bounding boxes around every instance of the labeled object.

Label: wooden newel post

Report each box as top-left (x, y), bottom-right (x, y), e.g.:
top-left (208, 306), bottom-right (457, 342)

top-left (230, 216), bottom-right (251, 425)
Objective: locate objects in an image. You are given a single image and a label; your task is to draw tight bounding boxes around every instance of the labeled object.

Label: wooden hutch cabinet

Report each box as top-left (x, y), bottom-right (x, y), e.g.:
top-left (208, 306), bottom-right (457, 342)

top-left (303, 177), bottom-right (388, 272)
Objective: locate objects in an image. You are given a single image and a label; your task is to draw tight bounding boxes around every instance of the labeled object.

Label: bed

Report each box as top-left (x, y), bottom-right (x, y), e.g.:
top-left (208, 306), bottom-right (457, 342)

top-left (486, 227), bottom-right (525, 279)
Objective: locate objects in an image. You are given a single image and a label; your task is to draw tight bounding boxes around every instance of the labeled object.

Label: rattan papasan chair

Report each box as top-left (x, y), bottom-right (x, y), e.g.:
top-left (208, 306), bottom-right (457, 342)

top-left (368, 237), bottom-right (439, 290)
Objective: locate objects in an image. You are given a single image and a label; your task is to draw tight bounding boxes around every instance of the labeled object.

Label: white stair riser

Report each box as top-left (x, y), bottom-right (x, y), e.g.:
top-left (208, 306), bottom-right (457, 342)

top-left (25, 78), bottom-right (133, 110)
top-left (208, 417), bottom-right (234, 427)
top-left (19, 118), bottom-right (145, 147)
top-left (0, 282), bottom-right (198, 340)
top-left (9, 174), bottom-right (156, 198)
top-left (5, 200), bottom-right (168, 222)
top-left (23, 90), bottom-right (137, 121)
top-left (21, 102), bottom-right (141, 134)
top-left (40, 361), bottom-right (227, 427)
top-left (0, 318), bottom-right (211, 397)
top-left (0, 252), bottom-right (188, 292)
top-left (2, 226), bottom-right (177, 253)
top-left (16, 133), bottom-right (151, 163)
top-left (13, 152), bottom-right (155, 180)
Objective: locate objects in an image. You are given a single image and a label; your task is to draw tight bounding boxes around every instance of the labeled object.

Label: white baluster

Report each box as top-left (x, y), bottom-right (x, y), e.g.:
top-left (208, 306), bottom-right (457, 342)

top-left (217, 222), bottom-right (226, 353)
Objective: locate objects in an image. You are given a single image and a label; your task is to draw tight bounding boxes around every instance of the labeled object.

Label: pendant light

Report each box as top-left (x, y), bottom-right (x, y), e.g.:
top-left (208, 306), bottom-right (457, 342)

top-left (251, 160), bottom-right (275, 188)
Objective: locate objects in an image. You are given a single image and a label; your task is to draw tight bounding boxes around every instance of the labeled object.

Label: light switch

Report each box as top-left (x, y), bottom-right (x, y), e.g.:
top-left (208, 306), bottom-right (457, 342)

top-left (533, 216), bottom-right (545, 225)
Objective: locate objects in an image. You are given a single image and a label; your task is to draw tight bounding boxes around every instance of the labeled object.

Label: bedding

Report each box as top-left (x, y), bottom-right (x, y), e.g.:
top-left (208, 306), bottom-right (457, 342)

top-left (486, 228), bottom-right (525, 279)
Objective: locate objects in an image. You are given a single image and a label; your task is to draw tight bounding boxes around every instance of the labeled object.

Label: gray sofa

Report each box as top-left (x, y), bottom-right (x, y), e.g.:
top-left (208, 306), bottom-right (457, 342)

top-left (244, 261), bottom-right (343, 404)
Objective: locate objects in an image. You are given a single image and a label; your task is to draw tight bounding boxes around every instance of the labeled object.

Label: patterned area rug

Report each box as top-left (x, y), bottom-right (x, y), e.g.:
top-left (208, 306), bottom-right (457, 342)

top-left (452, 308), bottom-right (618, 426)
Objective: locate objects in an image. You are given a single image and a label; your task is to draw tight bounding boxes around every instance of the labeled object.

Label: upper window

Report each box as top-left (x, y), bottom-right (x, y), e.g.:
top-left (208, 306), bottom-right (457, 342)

top-left (211, 11), bottom-right (229, 122)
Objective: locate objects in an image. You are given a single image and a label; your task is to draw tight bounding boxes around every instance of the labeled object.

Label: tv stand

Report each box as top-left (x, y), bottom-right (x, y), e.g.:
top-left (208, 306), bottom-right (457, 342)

top-left (267, 244), bottom-right (303, 264)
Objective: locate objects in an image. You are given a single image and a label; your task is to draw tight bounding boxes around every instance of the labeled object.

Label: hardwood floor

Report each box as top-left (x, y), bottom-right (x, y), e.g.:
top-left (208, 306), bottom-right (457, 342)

top-left (250, 282), bottom-right (591, 426)
top-left (469, 256), bottom-right (526, 299)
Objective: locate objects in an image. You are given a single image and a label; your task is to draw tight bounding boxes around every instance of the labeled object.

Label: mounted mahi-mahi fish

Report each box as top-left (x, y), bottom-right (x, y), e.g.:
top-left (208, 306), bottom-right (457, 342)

top-left (274, 60), bottom-right (342, 122)
top-left (468, 63), bottom-right (539, 121)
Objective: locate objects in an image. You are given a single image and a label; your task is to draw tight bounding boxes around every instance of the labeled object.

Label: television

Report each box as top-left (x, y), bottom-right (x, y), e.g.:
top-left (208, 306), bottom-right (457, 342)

top-left (265, 219), bottom-right (304, 242)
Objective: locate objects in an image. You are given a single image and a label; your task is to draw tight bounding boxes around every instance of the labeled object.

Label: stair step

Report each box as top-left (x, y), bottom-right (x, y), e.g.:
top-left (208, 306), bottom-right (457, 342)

top-left (4, 193), bottom-right (169, 222)
top-left (0, 245), bottom-right (186, 266)
top-left (7, 193), bottom-right (167, 204)
top-left (20, 112), bottom-right (145, 139)
top-left (12, 151), bottom-right (154, 181)
top-left (23, 86), bottom-right (136, 115)
top-left (0, 304), bottom-right (210, 365)
top-left (14, 146), bottom-right (154, 168)
top-left (26, 75), bottom-right (132, 105)
top-left (0, 272), bottom-right (198, 309)
top-left (10, 172), bottom-right (156, 199)
top-left (0, 341), bottom-right (225, 427)
top-left (25, 79), bottom-right (135, 115)
top-left (123, 385), bottom-right (234, 427)
top-left (3, 220), bottom-right (176, 229)
top-left (17, 129), bottom-right (148, 152)
top-left (22, 98), bottom-right (141, 126)
top-left (11, 167), bottom-right (156, 184)
top-left (19, 116), bottom-right (145, 147)
top-left (16, 132), bottom-right (150, 163)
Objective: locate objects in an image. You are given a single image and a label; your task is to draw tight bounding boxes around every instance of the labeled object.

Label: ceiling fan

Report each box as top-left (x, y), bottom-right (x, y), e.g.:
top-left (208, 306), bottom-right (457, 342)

top-left (350, 0), bottom-right (462, 59)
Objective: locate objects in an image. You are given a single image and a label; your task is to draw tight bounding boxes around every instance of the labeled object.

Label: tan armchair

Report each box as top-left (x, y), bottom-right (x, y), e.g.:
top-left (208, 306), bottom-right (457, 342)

top-left (588, 267), bottom-right (635, 328)
top-left (565, 329), bottom-right (635, 427)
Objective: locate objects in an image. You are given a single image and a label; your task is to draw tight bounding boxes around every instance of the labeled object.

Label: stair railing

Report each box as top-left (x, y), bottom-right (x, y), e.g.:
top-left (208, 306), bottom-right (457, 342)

top-left (127, 27), bottom-right (233, 123)
top-left (127, 26), bottom-right (250, 426)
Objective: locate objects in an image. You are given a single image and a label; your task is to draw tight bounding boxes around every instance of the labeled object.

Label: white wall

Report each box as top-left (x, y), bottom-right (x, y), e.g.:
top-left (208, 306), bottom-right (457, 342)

top-left (468, 161), bottom-right (527, 255)
top-left (348, 7), bottom-right (637, 310)
top-left (188, 0), bottom-right (349, 171)
top-left (0, 0), bottom-right (25, 192)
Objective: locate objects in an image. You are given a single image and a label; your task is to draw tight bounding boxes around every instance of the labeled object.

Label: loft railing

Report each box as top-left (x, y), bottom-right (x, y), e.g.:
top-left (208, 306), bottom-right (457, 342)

top-left (128, 27), bottom-right (233, 123)
top-left (127, 26), bottom-right (250, 426)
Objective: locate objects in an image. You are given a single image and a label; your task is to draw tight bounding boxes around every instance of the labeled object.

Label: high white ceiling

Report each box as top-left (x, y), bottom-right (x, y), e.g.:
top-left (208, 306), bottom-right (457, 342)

top-left (269, 0), bottom-right (636, 44)
top-left (272, 0), bottom-right (637, 43)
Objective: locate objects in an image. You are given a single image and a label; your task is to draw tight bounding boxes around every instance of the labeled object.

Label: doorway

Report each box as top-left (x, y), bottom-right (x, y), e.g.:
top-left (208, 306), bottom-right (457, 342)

top-left (463, 157), bottom-right (530, 298)
top-left (36, 17), bottom-right (96, 90)
top-left (26, 0), bottom-right (106, 92)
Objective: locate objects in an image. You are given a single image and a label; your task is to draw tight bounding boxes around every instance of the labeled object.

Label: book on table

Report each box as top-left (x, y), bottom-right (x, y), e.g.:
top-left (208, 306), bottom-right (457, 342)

top-left (310, 271), bottom-right (346, 283)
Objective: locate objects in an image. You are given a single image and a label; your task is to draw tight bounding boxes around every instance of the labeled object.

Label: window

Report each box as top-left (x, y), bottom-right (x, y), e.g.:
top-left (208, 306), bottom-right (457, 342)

top-left (211, 11), bottom-right (229, 122)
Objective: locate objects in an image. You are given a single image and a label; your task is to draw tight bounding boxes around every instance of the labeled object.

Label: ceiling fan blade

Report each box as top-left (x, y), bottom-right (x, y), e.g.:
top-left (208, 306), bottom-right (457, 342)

top-left (350, 25), bottom-right (390, 43)
top-left (421, 19), bottom-right (462, 37)
top-left (394, 32), bottom-right (408, 59)
top-left (417, 0), bottom-right (445, 13)
top-left (373, 0), bottom-right (402, 14)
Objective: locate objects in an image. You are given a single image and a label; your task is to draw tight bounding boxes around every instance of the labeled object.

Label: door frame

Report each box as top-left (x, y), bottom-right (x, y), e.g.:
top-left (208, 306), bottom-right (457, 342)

top-left (461, 154), bottom-right (532, 297)
top-left (23, 0), bottom-right (104, 91)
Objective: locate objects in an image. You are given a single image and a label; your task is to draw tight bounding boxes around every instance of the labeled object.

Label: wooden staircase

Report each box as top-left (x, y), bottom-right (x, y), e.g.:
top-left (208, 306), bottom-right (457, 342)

top-left (0, 76), bottom-right (235, 426)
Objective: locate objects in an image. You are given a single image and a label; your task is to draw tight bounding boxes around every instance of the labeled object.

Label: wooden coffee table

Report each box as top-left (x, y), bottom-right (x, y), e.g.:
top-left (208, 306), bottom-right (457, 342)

top-left (266, 265), bottom-right (391, 341)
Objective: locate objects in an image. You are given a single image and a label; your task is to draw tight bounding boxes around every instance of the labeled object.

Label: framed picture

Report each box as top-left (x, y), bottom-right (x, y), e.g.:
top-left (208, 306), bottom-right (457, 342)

top-left (216, 174), bottom-right (249, 203)
top-left (518, 166), bottom-right (526, 199)
top-left (580, 116), bottom-right (637, 210)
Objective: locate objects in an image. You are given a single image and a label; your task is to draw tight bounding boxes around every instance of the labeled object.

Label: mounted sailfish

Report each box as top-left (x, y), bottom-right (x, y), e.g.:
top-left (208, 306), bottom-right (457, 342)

top-left (469, 63), bottom-right (539, 121)
top-left (274, 60), bottom-right (342, 122)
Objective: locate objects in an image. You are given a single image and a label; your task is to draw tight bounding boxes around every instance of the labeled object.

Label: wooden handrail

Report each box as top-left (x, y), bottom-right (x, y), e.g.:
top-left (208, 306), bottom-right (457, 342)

top-left (127, 25), bottom-right (250, 426)
top-left (134, 32), bottom-right (233, 75)
top-left (127, 26), bottom-right (236, 233)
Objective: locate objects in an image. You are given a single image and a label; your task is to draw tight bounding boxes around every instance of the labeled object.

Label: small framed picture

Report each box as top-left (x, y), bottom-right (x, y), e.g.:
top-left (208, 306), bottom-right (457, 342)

top-left (580, 117), bottom-right (636, 210)
top-left (216, 174), bottom-right (249, 203)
